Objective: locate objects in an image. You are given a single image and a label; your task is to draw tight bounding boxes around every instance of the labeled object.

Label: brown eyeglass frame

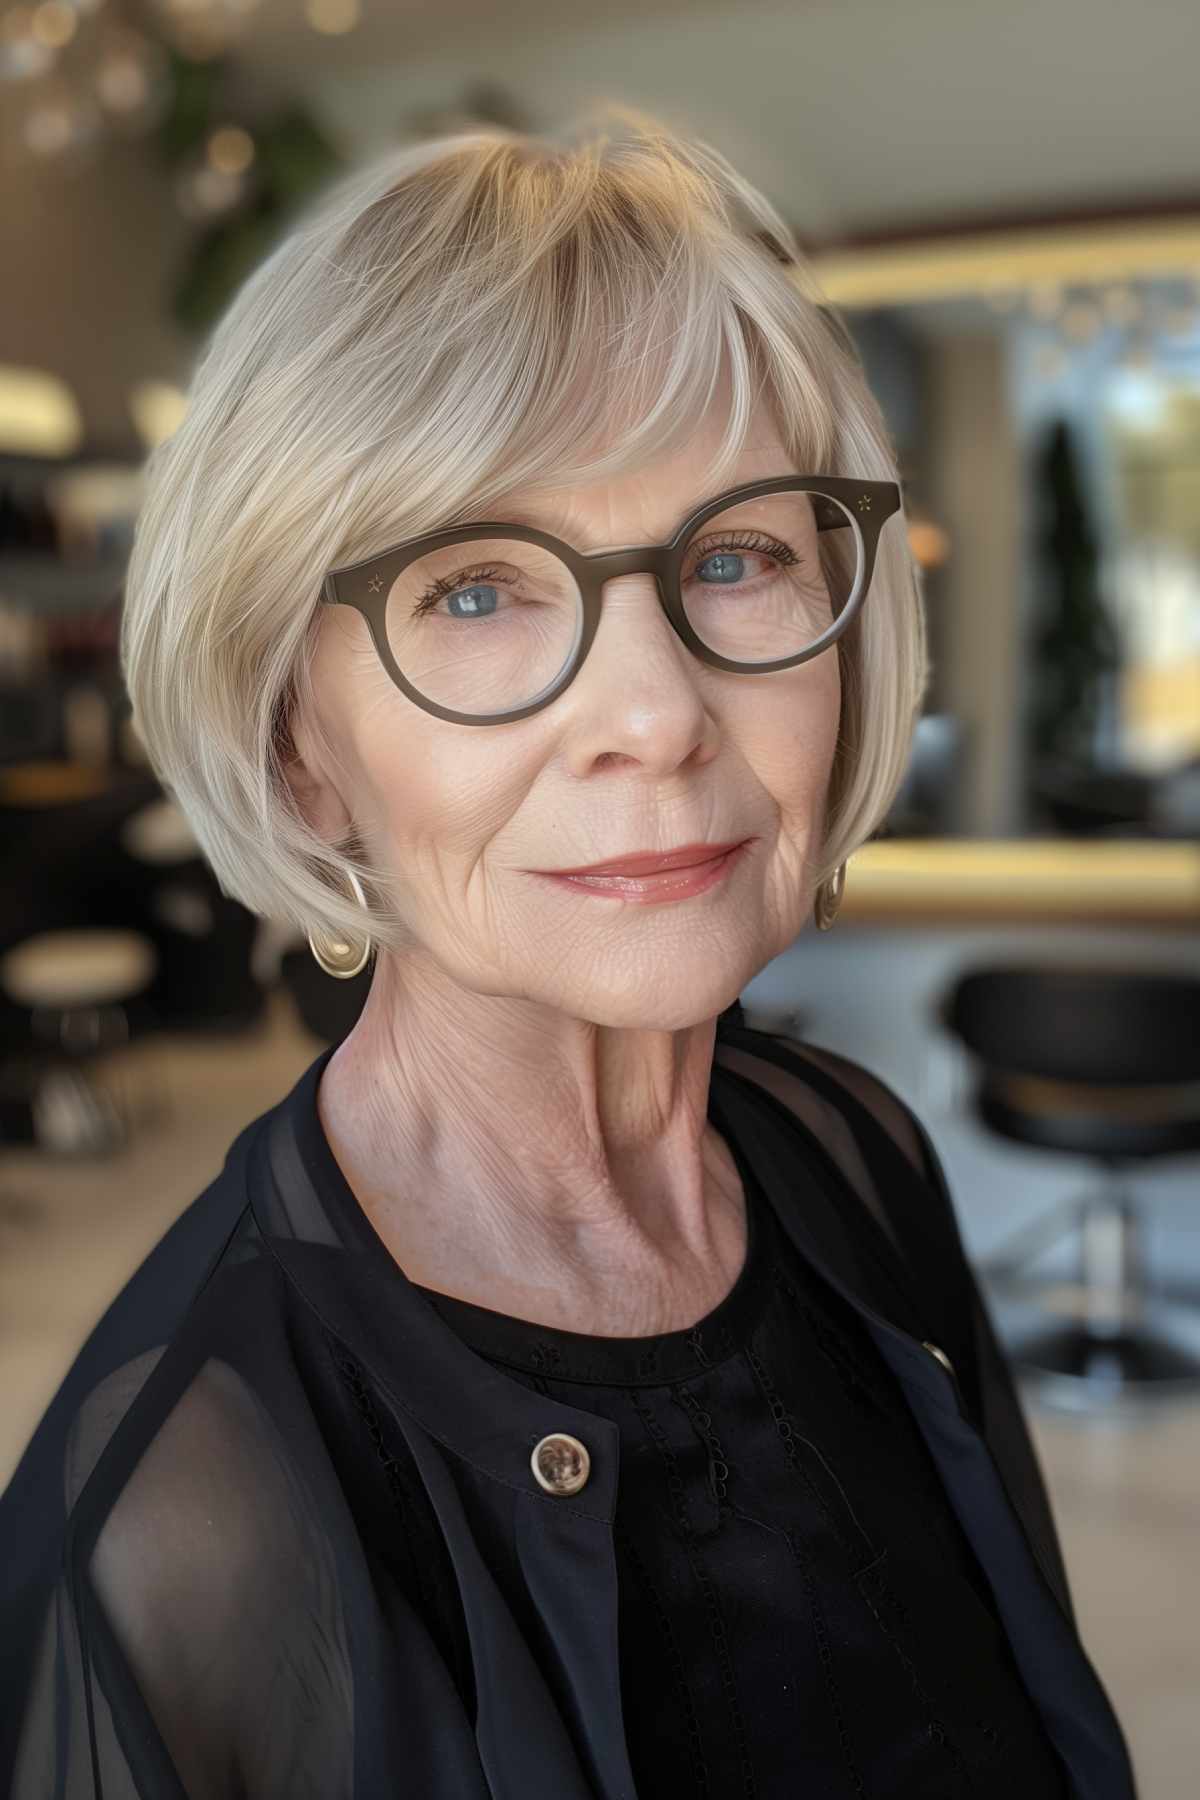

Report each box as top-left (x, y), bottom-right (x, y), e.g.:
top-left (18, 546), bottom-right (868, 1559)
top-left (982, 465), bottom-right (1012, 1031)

top-left (320, 475), bottom-right (902, 727)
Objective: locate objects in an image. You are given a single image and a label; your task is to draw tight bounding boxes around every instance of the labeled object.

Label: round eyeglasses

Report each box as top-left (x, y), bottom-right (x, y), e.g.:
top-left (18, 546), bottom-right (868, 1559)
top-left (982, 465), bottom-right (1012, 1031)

top-left (320, 475), bottom-right (902, 727)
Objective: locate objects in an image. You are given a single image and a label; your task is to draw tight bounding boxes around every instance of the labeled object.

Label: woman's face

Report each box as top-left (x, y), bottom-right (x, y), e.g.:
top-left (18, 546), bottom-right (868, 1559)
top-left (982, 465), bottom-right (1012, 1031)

top-left (291, 392), bottom-right (842, 1030)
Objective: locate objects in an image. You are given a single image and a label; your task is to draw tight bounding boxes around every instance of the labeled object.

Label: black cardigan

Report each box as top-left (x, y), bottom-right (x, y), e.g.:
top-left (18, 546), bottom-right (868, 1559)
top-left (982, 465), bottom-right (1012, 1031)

top-left (0, 1018), bottom-right (1138, 1799)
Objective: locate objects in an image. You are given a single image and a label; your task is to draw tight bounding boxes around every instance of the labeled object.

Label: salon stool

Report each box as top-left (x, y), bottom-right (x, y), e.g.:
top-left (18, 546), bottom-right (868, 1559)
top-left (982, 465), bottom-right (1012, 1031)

top-left (939, 963), bottom-right (1200, 1412)
top-left (0, 928), bottom-right (157, 1154)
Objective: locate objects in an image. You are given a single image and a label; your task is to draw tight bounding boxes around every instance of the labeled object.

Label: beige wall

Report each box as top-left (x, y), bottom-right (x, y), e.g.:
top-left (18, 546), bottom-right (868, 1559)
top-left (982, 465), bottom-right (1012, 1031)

top-left (1, 138), bottom-right (193, 451)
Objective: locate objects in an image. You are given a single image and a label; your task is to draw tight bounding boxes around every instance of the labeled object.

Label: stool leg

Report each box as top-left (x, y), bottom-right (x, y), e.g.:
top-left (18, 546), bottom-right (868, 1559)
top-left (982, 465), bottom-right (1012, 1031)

top-left (1079, 1185), bottom-right (1144, 1338)
top-left (1003, 1176), bottom-right (1200, 1408)
top-left (32, 1064), bottom-right (125, 1155)
top-left (980, 1193), bottom-right (1088, 1293)
top-left (100, 1015), bottom-right (173, 1138)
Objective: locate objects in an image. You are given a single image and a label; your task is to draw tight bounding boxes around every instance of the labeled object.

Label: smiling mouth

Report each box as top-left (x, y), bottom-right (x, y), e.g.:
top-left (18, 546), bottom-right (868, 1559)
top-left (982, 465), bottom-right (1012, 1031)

top-left (530, 839), bottom-right (752, 901)
top-left (536, 839), bottom-right (748, 878)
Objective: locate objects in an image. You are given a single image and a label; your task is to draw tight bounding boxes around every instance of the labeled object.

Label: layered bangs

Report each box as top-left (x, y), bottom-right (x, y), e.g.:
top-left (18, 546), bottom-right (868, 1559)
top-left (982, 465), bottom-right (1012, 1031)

top-left (313, 123), bottom-right (843, 551)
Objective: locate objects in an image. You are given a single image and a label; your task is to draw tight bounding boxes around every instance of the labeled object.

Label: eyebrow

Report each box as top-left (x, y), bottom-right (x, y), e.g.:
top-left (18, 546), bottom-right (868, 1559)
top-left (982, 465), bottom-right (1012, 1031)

top-left (478, 474), bottom-right (804, 545)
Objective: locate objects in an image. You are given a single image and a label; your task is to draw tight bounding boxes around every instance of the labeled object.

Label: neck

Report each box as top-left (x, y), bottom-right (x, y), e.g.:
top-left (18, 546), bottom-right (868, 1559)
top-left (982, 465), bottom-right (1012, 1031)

top-left (314, 951), bottom-right (748, 1335)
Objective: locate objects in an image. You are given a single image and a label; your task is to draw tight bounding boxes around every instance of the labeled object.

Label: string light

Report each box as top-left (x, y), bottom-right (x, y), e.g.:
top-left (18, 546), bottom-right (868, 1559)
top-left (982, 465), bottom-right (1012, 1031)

top-left (92, 25), bottom-right (171, 130)
top-left (305, 0), bottom-right (360, 34)
top-left (0, 6), bottom-right (56, 80)
top-left (3, 5), bottom-right (176, 156)
top-left (29, 0), bottom-right (76, 51)
top-left (206, 123), bottom-right (254, 174)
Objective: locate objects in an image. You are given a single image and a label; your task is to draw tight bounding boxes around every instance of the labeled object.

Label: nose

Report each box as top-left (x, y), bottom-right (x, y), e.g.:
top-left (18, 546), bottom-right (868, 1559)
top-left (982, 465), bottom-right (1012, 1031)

top-left (589, 569), bottom-right (680, 655)
top-left (597, 566), bottom-right (670, 612)
top-left (579, 571), bottom-right (713, 710)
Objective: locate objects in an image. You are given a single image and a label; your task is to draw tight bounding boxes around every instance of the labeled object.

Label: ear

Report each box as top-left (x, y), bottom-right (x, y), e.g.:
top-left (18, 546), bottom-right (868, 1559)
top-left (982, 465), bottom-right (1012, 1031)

top-left (281, 711), bottom-right (354, 844)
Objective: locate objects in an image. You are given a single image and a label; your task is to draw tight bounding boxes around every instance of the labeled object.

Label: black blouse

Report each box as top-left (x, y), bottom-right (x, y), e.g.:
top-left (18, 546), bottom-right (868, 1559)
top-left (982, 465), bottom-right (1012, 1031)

top-left (413, 1122), bottom-right (1068, 1798)
top-left (0, 1016), bottom-right (1138, 1800)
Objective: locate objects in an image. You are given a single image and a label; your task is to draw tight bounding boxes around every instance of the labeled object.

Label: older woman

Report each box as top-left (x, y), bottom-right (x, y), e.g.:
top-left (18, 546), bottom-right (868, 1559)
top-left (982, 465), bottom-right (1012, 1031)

top-left (2, 109), bottom-right (1136, 1800)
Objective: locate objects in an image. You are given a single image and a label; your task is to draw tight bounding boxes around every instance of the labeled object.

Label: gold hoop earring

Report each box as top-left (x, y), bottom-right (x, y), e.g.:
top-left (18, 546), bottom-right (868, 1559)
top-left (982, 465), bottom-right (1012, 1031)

top-left (813, 861), bottom-right (846, 932)
top-left (308, 866), bottom-right (373, 979)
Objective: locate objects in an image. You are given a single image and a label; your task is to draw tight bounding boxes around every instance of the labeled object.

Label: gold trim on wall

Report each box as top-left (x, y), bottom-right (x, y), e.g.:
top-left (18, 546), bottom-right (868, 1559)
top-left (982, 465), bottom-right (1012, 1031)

top-left (808, 217), bottom-right (1200, 309)
top-left (842, 839), bottom-right (1200, 925)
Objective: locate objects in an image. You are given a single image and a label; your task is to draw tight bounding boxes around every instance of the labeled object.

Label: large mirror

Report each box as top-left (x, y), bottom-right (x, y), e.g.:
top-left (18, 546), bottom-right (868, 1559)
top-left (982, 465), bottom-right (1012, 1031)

top-left (828, 227), bottom-right (1200, 843)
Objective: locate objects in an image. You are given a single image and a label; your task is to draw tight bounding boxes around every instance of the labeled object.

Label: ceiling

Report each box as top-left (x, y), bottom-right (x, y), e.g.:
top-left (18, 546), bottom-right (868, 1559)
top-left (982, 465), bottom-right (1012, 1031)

top-left (231, 0), bottom-right (1200, 241)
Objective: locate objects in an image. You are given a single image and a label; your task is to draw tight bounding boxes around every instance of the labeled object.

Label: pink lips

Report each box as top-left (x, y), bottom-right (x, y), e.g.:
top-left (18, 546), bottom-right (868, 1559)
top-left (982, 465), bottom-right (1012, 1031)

top-left (532, 840), bottom-right (751, 903)
top-left (540, 840), bottom-right (747, 878)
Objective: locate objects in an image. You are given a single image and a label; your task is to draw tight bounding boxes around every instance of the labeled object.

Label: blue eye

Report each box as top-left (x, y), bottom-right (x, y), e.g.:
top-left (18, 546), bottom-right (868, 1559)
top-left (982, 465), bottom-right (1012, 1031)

top-left (697, 552), bottom-right (746, 585)
top-left (411, 563), bottom-right (509, 619)
top-left (686, 529), bottom-right (798, 590)
top-left (446, 584), bottom-right (500, 618)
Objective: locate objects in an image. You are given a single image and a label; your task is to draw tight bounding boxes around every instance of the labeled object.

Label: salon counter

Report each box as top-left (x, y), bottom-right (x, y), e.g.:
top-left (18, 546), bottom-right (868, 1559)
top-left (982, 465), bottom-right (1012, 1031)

top-left (840, 838), bottom-right (1200, 927)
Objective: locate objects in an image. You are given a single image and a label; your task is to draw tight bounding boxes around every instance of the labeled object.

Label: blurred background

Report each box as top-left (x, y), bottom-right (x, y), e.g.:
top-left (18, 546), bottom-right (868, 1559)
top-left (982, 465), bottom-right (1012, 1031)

top-left (2, 3), bottom-right (1199, 1790)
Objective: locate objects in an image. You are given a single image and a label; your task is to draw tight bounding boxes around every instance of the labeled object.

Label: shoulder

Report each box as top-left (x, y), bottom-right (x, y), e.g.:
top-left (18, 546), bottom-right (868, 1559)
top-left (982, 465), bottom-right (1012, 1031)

top-left (772, 1037), bottom-right (933, 1182)
top-left (714, 1024), bottom-right (954, 1251)
top-left (716, 1023), bottom-right (935, 1181)
top-left (0, 1107), bottom-right (290, 1791)
top-left (89, 1353), bottom-right (341, 1626)
top-left (11, 1349), bottom-right (352, 1799)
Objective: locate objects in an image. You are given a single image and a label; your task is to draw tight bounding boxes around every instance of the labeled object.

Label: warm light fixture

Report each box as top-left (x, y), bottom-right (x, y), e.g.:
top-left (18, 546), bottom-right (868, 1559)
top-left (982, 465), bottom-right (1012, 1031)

top-left (30, 0), bottom-right (76, 50)
top-left (206, 123), bottom-right (254, 174)
top-left (812, 218), bottom-right (1200, 310)
top-left (305, 0), bottom-right (360, 34)
top-left (128, 379), bottom-right (187, 449)
top-left (0, 363), bottom-right (83, 456)
top-left (907, 515), bottom-right (951, 571)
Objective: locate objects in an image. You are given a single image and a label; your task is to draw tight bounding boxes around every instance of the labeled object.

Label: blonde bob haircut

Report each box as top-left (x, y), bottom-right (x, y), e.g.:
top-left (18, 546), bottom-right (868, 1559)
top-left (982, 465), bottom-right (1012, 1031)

top-left (121, 103), bottom-right (928, 959)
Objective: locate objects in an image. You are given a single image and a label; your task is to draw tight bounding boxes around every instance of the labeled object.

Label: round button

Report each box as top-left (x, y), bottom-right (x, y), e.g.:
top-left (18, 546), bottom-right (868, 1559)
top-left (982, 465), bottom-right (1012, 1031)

top-left (922, 1340), bottom-right (956, 1378)
top-left (530, 1432), bottom-right (591, 1496)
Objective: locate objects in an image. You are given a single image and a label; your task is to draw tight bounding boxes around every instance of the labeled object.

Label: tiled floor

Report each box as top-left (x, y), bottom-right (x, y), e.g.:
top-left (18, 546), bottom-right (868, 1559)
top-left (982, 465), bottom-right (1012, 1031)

top-left (1, 987), bottom-right (1196, 1797)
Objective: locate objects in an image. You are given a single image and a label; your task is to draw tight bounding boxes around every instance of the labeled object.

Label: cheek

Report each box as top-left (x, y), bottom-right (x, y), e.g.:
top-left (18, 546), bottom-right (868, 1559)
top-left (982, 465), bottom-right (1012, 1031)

top-left (348, 708), bottom-right (531, 877)
top-left (307, 619), bottom-right (537, 907)
top-left (751, 655), bottom-right (841, 803)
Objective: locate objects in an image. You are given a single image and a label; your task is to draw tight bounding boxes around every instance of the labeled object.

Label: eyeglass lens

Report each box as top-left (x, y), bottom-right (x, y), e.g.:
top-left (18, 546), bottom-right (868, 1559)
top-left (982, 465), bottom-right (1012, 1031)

top-left (381, 487), bottom-right (861, 718)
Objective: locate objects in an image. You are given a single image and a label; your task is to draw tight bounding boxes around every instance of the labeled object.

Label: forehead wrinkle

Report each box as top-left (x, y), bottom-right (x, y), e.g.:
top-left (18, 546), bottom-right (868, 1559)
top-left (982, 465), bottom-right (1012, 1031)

top-left (478, 461), bottom-right (804, 551)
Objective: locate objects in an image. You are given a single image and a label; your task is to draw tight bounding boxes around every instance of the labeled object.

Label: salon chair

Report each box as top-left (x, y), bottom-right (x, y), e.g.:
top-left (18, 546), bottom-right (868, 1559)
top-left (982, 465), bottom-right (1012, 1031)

top-left (939, 963), bottom-right (1200, 1411)
top-left (1029, 759), bottom-right (1158, 837)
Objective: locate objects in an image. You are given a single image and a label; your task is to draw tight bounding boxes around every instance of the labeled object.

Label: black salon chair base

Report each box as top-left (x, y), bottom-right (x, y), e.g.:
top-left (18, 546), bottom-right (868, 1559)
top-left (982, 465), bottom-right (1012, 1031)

top-left (1012, 1319), bottom-right (1200, 1390)
top-left (980, 1173), bottom-right (1200, 1412)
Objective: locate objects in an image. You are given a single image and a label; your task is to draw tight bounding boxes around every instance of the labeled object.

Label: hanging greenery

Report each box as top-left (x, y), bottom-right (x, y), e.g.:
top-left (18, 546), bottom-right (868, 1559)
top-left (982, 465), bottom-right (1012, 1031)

top-left (152, 46), bottom-right (345, 335)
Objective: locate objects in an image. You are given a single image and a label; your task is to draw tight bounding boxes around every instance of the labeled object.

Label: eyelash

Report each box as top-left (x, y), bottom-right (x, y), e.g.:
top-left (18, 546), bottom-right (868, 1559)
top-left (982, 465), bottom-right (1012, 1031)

top-left (413, 564), bottom-right (504, 614)
top-left (691, 529), bottom-right (798, 569)
top-left (411, 531), bottom-right (800, 614)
